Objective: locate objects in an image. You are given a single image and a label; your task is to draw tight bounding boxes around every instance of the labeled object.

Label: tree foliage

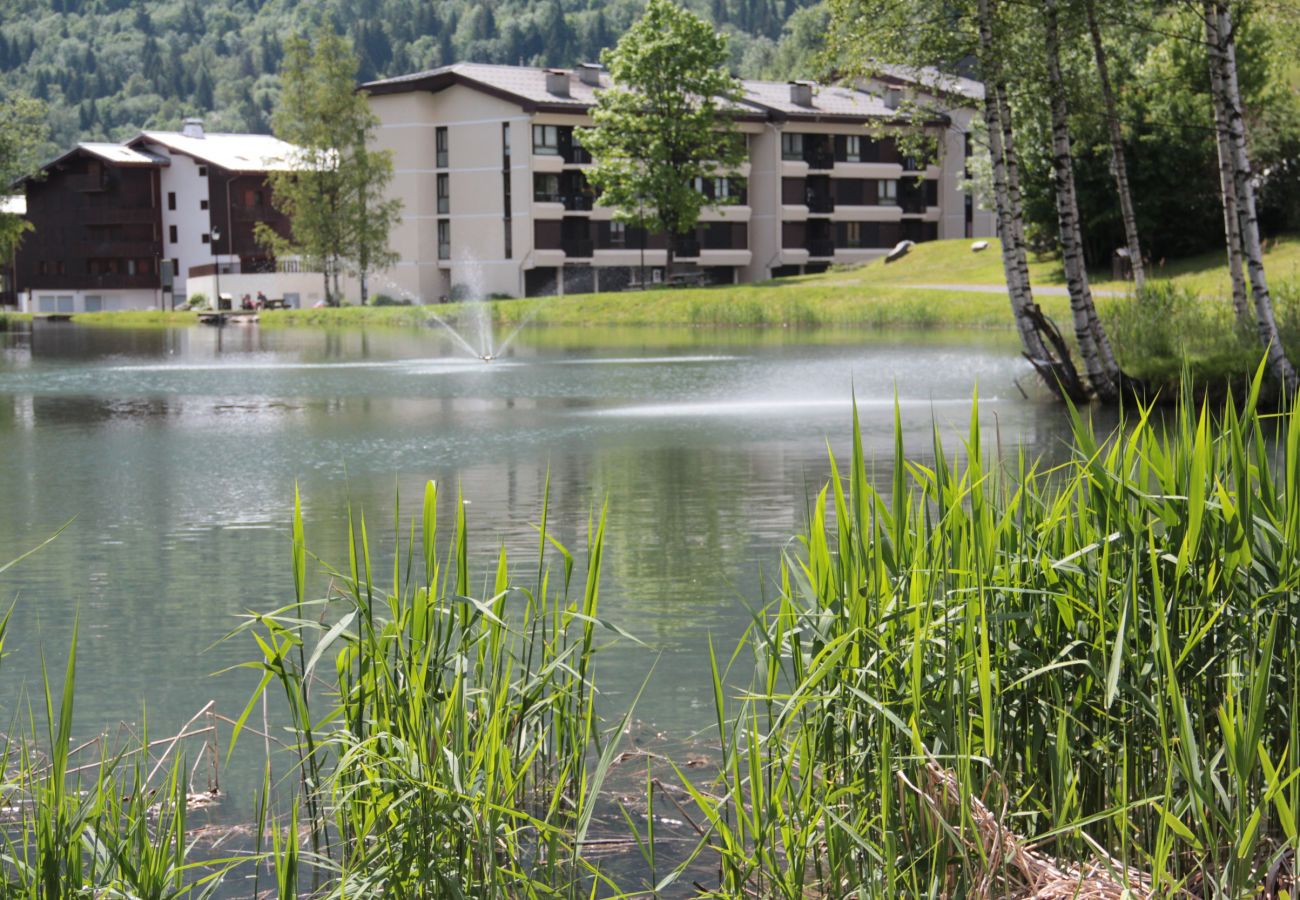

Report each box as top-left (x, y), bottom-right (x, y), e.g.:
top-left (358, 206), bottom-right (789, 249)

top-left (578, 0), bottom-right (747, 270)
top-left (0, 0), bottom-right (823, 150)
top-left (0, 92), bottom-right (49, 261)
top-left (256, 27), bottom-right (401, 306)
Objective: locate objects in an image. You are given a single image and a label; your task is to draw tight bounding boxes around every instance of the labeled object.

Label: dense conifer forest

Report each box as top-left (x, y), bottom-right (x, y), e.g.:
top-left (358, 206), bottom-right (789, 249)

top-left (0, 0), bottom-right (825, 149)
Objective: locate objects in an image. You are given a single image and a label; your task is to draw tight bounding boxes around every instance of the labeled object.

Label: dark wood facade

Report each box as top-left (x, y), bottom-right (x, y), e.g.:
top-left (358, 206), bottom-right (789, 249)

top-left (15, 150), bottom-right (163, 294)
top-left (207, 169), bottom-right (292, 272)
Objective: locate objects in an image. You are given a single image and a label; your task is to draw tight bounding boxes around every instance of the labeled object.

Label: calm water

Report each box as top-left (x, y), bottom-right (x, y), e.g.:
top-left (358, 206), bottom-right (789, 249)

top-left (0, 320), bottom-right (1075, 861)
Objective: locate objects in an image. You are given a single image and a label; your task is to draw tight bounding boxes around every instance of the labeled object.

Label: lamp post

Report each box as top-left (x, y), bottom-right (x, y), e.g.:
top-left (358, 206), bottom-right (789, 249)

top-left (211, 226), bottom-right (222, 311)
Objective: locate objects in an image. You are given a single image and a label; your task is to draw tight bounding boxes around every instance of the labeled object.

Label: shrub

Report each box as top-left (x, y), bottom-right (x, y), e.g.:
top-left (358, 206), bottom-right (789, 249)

top-left (183, 292), bottom-right (208, 310)
top-left (367, 293), bottom-right (410, 306)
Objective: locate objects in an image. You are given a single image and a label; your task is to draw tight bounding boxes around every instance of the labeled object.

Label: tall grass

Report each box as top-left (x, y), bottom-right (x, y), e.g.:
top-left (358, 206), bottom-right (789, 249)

top-left (229, 479), bottom-right (639, 897)
top-left (676, 365), bottom-right (1300, 897)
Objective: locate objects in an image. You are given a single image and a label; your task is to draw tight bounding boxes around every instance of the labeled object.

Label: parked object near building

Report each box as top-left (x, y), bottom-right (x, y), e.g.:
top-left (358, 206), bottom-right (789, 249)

top-left (12, 120), bottom-right (324, 314)
top-left (360, 63), bottom-right (995, 300)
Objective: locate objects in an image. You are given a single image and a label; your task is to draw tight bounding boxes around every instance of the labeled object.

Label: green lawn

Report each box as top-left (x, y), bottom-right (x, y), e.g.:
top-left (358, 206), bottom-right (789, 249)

top-left (55, 236), bottom-right (1300, 344)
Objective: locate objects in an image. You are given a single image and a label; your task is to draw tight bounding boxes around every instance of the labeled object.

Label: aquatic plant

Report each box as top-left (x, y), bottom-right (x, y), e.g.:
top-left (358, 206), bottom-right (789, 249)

top-left (229, 479), bottom-right (639, 897)
top-left (676, 365), bottom-right (1300, 897)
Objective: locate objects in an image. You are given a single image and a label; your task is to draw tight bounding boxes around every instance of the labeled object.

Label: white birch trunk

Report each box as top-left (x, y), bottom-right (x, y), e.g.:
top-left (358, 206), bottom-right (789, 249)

top-left (1084, 0), bottom-right (1145, 289)
top-left (1205, 0), bottom-right (1298, 391)
top-left (1045, 0), bottom-right (1122, 401)
top-left (976, 0), bottom-right (1049, 363)
top-left (1205, 40), bottom-right (1251, 326)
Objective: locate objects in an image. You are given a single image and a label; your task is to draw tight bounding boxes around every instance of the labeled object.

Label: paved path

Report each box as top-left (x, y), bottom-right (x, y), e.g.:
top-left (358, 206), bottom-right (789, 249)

top-left (899, 282), bottom-right (1126, 298)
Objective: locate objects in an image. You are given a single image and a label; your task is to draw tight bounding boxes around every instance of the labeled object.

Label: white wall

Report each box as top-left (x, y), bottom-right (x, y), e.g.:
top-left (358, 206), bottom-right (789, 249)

top-left (23, 289), bottom-right (160, 313)
top-left (185, 272), bottom-right (327, 309)
top-left (147, 143), bottom-right (213, 299)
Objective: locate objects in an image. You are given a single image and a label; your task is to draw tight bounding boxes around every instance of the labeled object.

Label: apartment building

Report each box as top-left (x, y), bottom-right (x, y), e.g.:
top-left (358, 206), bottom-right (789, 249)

top-left (362, 62), bottom-right (993, 300)
top-left (13, 121), bottom-right (314, 313)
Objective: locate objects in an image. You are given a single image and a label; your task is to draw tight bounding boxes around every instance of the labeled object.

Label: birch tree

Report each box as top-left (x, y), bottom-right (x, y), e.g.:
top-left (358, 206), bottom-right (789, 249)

top-left (1042, 0), bottom-right (1125, 400)
top-left (1202, 0), bottom-right (1298, 390)
top-left (1082, 0), bottom-right (1146, 289)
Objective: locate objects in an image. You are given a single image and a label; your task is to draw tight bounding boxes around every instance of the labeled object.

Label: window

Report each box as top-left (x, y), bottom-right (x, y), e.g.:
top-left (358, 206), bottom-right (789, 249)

top-left (167, 192), bottom-right (176, 211)
top-left (610, 222), bottom-right (626, 247)
top-left (56, 295), bottom-right (74, 313)
top-left (437, 219), bottom-right (450, 259)
top-left (502, 122), bottom-right (511, 161)
top-left (83, 295), bottom-right (103, 312)
top-left (171, 259), bottom-right (179, 278)
top-left (435, 127), bottom-right (448, 167)
top-left (878, 180), bottom-right (897, 204)
top-left (200, 199), bottom-right (209, 210)
top-left (503, 173), bottom-right (512, 215)
top-left (437, 174), bottom-right (450, 214)
top-left (533, 124), bottom-right (559, 155)
top-left (504, 221), bottom-right (512, 259)
top-left (533, 173), bottom-right (561, 203)
top-left (714, 177), bottom-right (731, 200)
top-left (844, 135), bottom-right (861, 163)
top-left (781, 132), bottom-right (804, 161)
top-left (55, 260), bottom-right (64, 275)
top-left (202, 233), bottom-right (210, 244)
top-left (38, 261), bottom-right (48, 275)
top-left (197, 166), bottom-right (207, 177)
top-left (169, 225), bottom-right (178, 244)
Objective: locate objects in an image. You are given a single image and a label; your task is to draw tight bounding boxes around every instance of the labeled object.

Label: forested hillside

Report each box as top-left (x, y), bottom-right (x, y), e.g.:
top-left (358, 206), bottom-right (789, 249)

top-left (0, 0), bottom-right (825, 150)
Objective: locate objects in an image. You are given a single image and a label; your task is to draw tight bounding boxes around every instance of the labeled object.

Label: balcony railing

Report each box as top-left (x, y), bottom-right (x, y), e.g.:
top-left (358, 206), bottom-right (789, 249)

top-left (28, 273), bottom-right (158, 290)
top-left (67, 174), bottom-right (107, 192)
top-left (78, 241), bottom-right (161, 258)
top-left (805, 150), bottom-right (835, 170)
top-left (534, 191), bottom-right (563, 204)
top-left (562, 239), bottom-right (594, 258)
top-left (563, 194), bottom-right (595, 211)
top-left (564, 147), bottom-right (593, 166)
top-left (78, 207), bottom-right (156, 225)
top-left (806, 195), bottom-right (835, 214)
top-left (807, 239), bottom-right (836, 257)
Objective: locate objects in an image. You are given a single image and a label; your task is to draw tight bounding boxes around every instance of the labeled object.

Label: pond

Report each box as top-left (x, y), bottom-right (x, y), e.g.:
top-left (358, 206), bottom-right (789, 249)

top-left (0, 320), bottom-right (1077, 880)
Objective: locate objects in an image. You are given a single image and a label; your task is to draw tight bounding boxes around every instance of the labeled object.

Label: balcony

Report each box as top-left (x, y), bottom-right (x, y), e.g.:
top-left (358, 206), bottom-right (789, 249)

top-left (67, 173), bottom-right (107, 192)
top-left (78, 241), bottom-right (162, 258)
top-left (675, 239), bottom-right (701, 259)
top-left (78, 206), bottom-right (156, 225)
top-left (807, 239), bottom-right (836, 258)
top-left (562, 194), bottom-right (595, 212)
top-left (231, 205), bottom-right (275, 222)
top-left (805, 150), bottom-right (835, 171)
top-left (28, 273), bottom-right (158, 290)
top-left (806, 194), bottom-right (835, 214)
top-left (562, 239), bottom-right (594, 258)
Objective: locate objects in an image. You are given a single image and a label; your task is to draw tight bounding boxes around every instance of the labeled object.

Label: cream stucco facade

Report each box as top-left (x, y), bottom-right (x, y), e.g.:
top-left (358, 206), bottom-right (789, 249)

top-left (362, 63), bottom-right (994, 301)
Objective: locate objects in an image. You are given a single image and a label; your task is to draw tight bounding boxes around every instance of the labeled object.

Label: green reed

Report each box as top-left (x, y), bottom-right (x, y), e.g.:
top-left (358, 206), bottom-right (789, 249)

top-left (230, 478), bottom-right (637, 897)
top-left (677, 362), bottom-right (1300, 898)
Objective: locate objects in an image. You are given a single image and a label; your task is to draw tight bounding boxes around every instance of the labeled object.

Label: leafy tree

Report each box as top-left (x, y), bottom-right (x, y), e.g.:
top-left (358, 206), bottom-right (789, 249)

top-left (257, 27), bottom-right (401, 305)
top-left (578, 0), bottom-right (747, 276)
top-left (0, 93), bottom-right (49, 264)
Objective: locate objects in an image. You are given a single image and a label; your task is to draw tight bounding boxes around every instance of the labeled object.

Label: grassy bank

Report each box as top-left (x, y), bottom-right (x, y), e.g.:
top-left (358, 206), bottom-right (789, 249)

top-left (0, 311), bottom-right (32, 330)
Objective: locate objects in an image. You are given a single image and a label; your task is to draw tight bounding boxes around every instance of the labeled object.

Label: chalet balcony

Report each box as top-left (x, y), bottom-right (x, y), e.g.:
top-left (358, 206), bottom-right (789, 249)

top-left (67, 174), bottom-right (108, 192)
top-left (80, 207), bottom-right (156, 225)
top-left (231, 205), bottom-right (274, 222)
top-left (78, 241), bottom-right (161, 258)
top-left (28, 273), bottom-right (158, 290)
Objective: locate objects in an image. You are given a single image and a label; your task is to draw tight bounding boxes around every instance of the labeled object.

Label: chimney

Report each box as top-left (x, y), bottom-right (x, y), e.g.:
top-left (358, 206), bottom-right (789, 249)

top-left (544, 69), bottom-right (571, 97)
top-left (181, 117), bottom-right (205, 139)
top-left (577, 63), bottom-right (603, 87)
top-left (789, 81), bottom-right (814, 107)
top-left (883, 87), bottom-right (902, 110)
